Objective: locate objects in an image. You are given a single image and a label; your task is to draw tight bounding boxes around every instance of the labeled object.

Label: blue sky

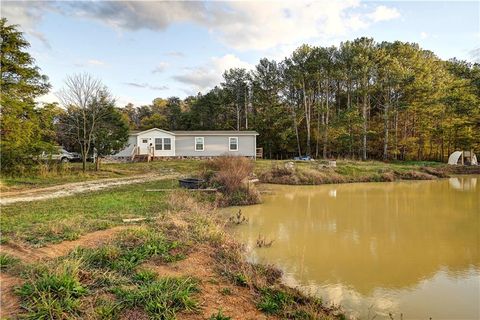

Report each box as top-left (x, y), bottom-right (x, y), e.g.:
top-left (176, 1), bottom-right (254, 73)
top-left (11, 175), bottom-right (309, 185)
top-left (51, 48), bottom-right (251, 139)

top-left (2, 1), bottom-right (479, 107)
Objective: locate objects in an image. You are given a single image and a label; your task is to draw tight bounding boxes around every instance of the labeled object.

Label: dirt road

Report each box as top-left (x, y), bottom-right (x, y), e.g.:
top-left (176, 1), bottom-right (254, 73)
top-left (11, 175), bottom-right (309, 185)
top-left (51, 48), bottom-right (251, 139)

top-left (0, 174), bottom-right (178, 205)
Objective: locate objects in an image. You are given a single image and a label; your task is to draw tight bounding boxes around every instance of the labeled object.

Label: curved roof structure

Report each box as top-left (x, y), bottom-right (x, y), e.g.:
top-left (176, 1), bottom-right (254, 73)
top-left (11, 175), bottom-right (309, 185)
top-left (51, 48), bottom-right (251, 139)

top-left (448, 151), bottom-right (463, 165)
top-left (448, 151), bottom-right (478, 165)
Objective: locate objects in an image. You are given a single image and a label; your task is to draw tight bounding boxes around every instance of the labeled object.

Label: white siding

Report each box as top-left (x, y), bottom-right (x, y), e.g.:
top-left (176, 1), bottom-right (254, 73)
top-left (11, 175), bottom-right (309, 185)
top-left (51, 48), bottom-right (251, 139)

top-left (114, 129), bottom-right (257, 158)
top-left (113, 135), bottom-right (137, 157)
top-left (136, 130), bottom-right (175, 156)
top-left (175, 135), bottom-right (255, 157)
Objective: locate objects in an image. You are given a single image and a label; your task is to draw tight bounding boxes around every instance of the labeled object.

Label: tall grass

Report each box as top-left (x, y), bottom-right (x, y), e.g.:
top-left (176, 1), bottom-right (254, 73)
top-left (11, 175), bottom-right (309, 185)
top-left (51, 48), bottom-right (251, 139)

top-left (259, 162), bottom-right (445, 185)
top-left (205, 156), bottom-right (253, 193)
top-left (203, 156), bottom-right (260, 206)
top-left (113, 277), bottom-right (199, 319)
top-left (0, 253), bottom-right (20, 272)
top-left (16, 259), bottom-right (88, 319)
top-left (14, 226), bottom-right (194, 319)
top-left (71, 228), bottom-right (184, 274)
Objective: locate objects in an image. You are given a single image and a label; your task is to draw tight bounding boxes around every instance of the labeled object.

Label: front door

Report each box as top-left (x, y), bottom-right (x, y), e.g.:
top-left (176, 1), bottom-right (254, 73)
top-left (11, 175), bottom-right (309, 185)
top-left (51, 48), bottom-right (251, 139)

top-left (139, 138), bottom-right (151, 154)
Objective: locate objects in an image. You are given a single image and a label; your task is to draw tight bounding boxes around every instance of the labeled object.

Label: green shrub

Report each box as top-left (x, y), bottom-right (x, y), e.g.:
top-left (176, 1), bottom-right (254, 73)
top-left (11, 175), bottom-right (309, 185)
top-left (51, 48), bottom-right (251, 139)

top-left (133, 269), bottom-right (158, 284)
top-left (219, 287), bottom-right (232, 295)
top-left (16, 260), bottom-right (88, 319)
top-left (71, 228), bottom-right (184, 275)
top-left (89, 269), bottom-right (130, 289)
top-left (221, 187), bottom-right (261, 206)
top-left (257, 287), bottom-right (293, 314)
top-left (113, 277), bottom-right (199, 319)
top-left (95, 297), bottom-right (121, 320)
top-left (0, 253), bottom-right (19, 271)
top-left (233, 273), bottom-right (248, 287)
top-left (203, 156), bottom-right (261, 206)
top-left (209, 310), bottom-right (232, 320)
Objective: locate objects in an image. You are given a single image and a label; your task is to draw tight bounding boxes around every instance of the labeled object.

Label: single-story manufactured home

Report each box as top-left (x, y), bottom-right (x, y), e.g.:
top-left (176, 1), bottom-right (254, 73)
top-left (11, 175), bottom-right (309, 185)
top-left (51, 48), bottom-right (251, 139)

top-left (113, 128), bottom-right (259, 160)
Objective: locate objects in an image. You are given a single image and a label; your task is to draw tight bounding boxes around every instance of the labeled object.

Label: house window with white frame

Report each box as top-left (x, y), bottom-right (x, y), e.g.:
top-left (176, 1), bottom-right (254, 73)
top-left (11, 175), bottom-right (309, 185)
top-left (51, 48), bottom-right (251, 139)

top-left (195, 137), bottom-right (204, 151)
top-left (155, 138), bottom-right (163, 150)
top-left (229, 137), bottom-right (238, 151)
top-left (163, 138), bottom-right (172, 150)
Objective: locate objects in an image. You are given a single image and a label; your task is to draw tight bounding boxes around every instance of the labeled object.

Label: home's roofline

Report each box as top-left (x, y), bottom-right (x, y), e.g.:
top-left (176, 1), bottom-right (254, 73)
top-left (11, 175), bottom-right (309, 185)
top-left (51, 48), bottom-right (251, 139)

top-left (130, 128), bottom-right (259, 136)
top-left (130, 128), bottom-right (175, 135)
top-left (172, 130), bottom-right (259, 136)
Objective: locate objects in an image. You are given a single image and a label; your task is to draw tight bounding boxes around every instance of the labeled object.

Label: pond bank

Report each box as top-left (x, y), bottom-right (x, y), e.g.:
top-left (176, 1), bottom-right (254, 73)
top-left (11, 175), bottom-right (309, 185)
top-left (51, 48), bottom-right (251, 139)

top-left (257, 161), bottom-right (479, 185)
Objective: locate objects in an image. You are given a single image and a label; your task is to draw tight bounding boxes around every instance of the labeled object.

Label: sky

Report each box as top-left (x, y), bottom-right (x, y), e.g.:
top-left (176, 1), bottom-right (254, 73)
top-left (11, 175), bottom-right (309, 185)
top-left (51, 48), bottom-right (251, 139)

top-left (2, 0), bottom-right (479, 107)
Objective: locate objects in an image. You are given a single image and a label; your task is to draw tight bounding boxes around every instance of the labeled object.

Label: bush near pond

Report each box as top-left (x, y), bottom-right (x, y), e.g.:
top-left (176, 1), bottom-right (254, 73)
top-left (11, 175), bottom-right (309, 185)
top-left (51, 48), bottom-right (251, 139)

top-left (203, 156), bottom-right (261, 206)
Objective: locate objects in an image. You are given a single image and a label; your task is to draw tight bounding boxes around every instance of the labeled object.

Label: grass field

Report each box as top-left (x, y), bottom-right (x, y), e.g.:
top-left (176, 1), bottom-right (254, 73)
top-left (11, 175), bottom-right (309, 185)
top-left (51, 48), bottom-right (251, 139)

top-left (1, 179), bottom-right (178, 246)
top-left (0, 158), bottom-right (449, 193)
top-left (0, 160), bottom-right (204, 192)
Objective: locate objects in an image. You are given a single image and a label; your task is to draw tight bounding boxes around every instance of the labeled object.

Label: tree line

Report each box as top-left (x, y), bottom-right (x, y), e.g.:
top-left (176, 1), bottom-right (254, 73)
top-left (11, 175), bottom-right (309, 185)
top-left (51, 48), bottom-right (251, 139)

top-left (1, 18), bottom-right (479, 174)
top-left (121, 40), bottom-right (479, 161)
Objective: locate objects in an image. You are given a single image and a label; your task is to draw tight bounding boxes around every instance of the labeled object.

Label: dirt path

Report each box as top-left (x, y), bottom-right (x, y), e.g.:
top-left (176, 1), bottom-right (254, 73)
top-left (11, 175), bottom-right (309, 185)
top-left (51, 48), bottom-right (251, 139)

top-left (0, 273), bottom-right (22, 318)
top-left (0, 174), bottom-right (178, 205)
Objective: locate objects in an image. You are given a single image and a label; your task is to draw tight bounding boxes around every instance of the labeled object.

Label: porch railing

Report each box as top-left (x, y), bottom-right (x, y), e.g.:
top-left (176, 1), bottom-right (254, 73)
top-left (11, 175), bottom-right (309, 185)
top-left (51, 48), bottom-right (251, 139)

top-left (256, 148), bottom-right (263, 159)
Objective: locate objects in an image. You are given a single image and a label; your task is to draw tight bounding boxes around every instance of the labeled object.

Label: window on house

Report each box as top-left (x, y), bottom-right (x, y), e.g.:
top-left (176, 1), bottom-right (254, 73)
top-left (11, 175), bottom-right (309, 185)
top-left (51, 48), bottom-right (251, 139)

top-left (195, 137), bottom-right (204, 151)
top-left (163, 138), bottom-right (171, 150)
top-left (142, 139), bottom-right (148, 144)
top-left (229, 137), bottom-right (238, 151)
top-left (155, 138), bottom-right (162, 150)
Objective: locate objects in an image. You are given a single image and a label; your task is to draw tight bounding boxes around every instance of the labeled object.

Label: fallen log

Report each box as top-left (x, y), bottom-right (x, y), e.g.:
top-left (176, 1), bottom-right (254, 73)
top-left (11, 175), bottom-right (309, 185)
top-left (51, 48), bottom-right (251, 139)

top-left (122, 217), bottom-right (147, 223)
top-left (145, 188), bottom-right (217, 192)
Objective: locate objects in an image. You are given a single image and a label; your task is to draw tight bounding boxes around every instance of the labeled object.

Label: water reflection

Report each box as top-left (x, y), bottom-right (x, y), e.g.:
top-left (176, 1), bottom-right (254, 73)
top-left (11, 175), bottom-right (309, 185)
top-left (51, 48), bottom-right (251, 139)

top-left (449, 176), bottom-right (478, 191)
top-left (235, 177), bottom-right (480, 319)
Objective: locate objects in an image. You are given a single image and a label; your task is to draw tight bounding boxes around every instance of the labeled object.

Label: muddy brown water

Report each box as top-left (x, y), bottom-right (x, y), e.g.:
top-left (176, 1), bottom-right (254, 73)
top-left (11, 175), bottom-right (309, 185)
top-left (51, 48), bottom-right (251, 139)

top-left (233, 176), bottom-right (479, 319)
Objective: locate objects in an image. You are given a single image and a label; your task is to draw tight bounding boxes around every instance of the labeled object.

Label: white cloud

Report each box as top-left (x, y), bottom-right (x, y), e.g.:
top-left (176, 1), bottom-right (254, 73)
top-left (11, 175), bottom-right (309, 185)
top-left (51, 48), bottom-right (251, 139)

top-left (367, 5), bottom-right (400, 23)
top-left (209, 1), bottom-right (364, 51)
top-left (36, 92), bottom-right (60, 105)
top-left (87, 59), bottom-right (105, 66)
top-left (3, 1), bottom-right (402, 57)
top-left (1, 1), bottom-right (54, 48)
top-left (123, 82), bottom-right (169, 91)
top-left (470, 48), bottom-right (480, 63)
top-left (152, 62), bottom-right (169, 74)
top-left (420, 31), bottom-right (429, 39)
top-left (74, 59), bottom-right (106, 67)
top-left (163, 51), bottom-right (184, 57)
top-left (116, 95), bottom-right (150, 108)
top-left (60, 1), bottom-right (400, 51)
top-left (173, 54), bottom-right (252, 94)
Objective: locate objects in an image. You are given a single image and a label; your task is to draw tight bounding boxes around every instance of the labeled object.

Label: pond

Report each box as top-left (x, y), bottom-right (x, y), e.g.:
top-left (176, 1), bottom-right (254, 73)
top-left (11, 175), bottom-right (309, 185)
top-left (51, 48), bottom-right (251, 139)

top-left (233, 176), bottom-right (479, 319)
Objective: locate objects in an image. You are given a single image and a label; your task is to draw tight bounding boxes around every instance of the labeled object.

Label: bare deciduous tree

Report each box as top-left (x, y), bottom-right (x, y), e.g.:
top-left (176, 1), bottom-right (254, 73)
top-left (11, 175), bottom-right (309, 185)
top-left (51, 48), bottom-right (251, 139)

top-left (57, 73), bottom-right (111, 171)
